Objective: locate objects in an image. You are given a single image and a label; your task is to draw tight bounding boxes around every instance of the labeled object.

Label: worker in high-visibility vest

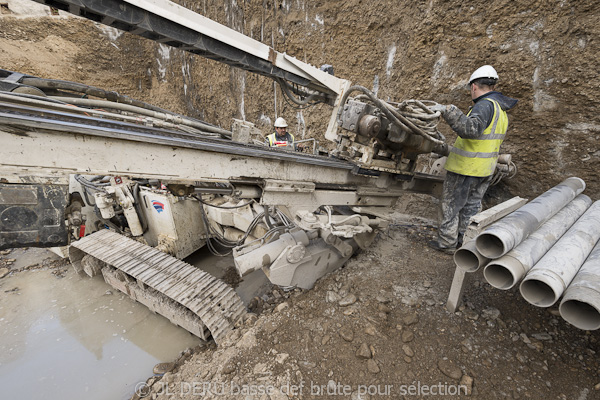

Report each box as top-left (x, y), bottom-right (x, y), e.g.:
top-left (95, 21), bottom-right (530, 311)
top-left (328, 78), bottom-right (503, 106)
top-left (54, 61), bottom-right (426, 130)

top-left (428, 65), bottom-right (518, 254)
top-left (266, 117), bottom-right (295, 149)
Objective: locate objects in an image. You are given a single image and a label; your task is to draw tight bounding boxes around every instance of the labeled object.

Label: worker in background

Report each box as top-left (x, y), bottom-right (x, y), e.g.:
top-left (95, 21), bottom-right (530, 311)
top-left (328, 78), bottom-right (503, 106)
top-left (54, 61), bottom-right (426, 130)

top-left (266, 117), bottom-right (295, 149)
top-left (427, 65), bottom-right (518, 254)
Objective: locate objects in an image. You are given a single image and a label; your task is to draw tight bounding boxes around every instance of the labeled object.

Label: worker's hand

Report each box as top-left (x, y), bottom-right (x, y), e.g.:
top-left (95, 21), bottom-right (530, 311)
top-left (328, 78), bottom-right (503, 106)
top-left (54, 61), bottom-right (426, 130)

top-left (429, 103), bottom-right (448, 115)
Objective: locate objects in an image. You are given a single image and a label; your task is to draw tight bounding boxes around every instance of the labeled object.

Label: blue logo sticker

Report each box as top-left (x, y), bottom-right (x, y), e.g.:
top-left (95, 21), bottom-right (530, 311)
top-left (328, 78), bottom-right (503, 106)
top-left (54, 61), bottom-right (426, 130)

top-left (151, 200), bottom-right (165, 213)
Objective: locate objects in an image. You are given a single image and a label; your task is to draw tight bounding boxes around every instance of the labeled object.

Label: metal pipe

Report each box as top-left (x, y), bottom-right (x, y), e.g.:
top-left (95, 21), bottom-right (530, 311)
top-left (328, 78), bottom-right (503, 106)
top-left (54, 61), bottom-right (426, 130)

top-left (559, 241), bottom-right (600, 330)
top-left (475, 177), bottom-right (585, 259)
top-left (520, 200), bottom-right (600, 307)
top-left (484, 195), bottom-right (591, 289)
top-left (454, 240), bottom-right (490, 272)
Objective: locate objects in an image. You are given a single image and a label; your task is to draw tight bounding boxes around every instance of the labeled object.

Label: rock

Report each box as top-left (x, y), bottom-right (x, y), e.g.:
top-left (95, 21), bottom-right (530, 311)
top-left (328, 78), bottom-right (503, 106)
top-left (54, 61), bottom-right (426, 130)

top-left (326, 291), bottom-right (341, 303)
top-left (520, 333), bottom-right (531, 344)
top-left (404, 356), bottom-right (412, 363)
top-left (275, 353), bottom-right (289, 364)
top-left (402, 344), bottom-right (414, 357)
top-left (0, 249), bottom-right (11, 255)
top-left (356, 343), bottom-right (372, 359)
top-left (322, 335), bottom-right (331, 345)
top-left (463, 309), bottom-right (479, 320)
top-left (403, 313), bottom-right (419, 326)
top-left (481, 307), bottom-right (500, 320)
top-left (244, 313), bottom-right (258, 326)
top-left (364, 324), bottom-right (377, 336)
top-left (529, 340), bottom-right (544, 352)
top-left (252, 362), bottom-right (269, 374)
top-left (401, 296), bottom-right (419, 306)
top-left (275, 302), bottom-right (289, 313)
top-left (460, 339), bottom-right (473, 352)
top-left (594, 382), bottom-right (600, 390)
top-left (343, 307), bottom-right (358, 316)
top-left (340, 327), bottom-right (354, 342)
top-left (299, 361), bottom-right (316, 369)
top-left (437, 359), bottom-right (462, 380)
top-left (153, 362), bottom-right (175, 375)
top-left (104, 290), bottom-right (113, 296)
top-left (401, 330), bottom-right (414, 343)
top-left (0, 268), bottom-right (9, 279)
top-left (221, 362), bottom-right (236, 375)
top-left (531, 333), bottom-right (552, 341)
top-left (339, 294), bottom-right (358, 307)
top-left (236, 330), bottom-right (257, 349)
top-left (366, 359), bottom-right (380, 374)
top-left (376, 294), bottom-right (391, 304)
top-left (460, 375), bottom-right (474, 395)
top-left (378, 304), bottom-right (391, 313)
top-left (423, 280), bottom-right (432, 288)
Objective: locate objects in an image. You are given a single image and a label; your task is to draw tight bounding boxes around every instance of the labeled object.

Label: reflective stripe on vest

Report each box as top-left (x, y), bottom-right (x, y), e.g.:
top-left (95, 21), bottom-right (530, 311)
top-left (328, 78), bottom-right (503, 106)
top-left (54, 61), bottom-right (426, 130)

top-left (267, 133), bottom-right (295, 147)
top-left (444, 98), bottom-right (508, 177)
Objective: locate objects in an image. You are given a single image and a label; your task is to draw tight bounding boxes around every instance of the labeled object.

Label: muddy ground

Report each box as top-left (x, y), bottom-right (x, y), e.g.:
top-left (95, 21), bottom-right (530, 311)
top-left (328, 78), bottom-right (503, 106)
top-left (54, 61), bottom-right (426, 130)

top-left (143, 217), bottom-right (599, 400)
top-left (1, 207), bottom-right (599, 399)
top-left (1, 1), bottom-right (600, 399)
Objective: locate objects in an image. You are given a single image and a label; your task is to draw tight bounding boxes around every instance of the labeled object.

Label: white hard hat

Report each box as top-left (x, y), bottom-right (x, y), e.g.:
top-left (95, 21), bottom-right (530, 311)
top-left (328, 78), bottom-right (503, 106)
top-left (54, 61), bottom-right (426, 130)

top-left (274, 117), bottom-right (288, 128)
top-left (469, 65), bottom-right (499, 84)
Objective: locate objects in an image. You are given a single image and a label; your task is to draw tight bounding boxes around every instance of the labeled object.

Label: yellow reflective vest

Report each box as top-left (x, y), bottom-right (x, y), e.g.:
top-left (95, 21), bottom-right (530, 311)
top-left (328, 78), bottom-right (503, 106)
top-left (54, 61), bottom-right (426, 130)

top-left (267, 132), bottom-right (295, 147)
top-left (444, 98), bottom-right (508, 177)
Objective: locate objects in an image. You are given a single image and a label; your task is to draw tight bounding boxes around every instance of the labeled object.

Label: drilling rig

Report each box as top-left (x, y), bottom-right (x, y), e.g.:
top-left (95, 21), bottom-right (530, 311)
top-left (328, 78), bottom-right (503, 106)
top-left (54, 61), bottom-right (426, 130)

top-left (0, 0), bottom-right (512, 343)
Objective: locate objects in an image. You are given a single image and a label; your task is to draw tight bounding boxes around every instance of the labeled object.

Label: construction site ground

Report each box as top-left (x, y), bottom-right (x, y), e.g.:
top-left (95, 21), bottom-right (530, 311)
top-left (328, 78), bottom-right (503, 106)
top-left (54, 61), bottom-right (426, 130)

top-left (1, 198), bottom-right (598, 400)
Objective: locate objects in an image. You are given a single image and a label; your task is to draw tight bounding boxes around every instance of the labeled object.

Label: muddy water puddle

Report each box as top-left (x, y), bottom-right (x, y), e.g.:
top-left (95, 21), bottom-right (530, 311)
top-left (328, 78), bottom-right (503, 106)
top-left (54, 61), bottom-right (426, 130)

top-left (0, 248), bottom-right (201, 400)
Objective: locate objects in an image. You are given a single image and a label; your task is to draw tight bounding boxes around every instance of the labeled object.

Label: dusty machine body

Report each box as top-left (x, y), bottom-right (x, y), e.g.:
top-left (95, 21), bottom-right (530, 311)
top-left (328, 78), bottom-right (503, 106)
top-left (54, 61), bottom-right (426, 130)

top-left (0, 0), bottom-right (511, 343)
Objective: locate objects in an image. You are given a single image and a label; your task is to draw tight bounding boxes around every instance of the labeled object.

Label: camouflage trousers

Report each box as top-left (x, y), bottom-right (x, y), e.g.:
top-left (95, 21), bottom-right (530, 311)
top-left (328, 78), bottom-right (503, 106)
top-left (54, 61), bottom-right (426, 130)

top-left (437, 171), bottom-right (493, 248)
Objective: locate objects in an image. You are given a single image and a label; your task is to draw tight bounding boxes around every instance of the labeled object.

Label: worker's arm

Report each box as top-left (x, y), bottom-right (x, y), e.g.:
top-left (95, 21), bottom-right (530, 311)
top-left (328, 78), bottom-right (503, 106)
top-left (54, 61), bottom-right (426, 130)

top-left (442, 101), bottom-right (494, 139)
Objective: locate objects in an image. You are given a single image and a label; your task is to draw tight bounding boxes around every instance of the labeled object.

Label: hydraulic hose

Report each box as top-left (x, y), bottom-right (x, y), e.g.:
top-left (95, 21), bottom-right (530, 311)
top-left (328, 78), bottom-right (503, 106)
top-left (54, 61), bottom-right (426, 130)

top-left (337, 85), bottom-right (445, 146)
top-left (48, 96), bottom-right (232, 138)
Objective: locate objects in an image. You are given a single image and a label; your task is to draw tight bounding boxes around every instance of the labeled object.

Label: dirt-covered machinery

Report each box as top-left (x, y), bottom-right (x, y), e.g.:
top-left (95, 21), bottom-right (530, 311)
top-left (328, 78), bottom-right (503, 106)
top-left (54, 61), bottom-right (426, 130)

top-left (0, 0), bottom-right (513, 343)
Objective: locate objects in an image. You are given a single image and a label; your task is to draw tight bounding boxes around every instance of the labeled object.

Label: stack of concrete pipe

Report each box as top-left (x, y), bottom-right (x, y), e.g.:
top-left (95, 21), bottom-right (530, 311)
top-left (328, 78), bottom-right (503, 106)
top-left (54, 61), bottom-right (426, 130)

top-left (453, 177), bottom-right (600, 331)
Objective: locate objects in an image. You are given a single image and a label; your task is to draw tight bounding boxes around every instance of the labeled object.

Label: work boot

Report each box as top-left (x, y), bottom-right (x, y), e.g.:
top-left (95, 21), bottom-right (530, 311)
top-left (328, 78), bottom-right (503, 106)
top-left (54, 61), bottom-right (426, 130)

top-left (427, 240), bottom-right (455, 255)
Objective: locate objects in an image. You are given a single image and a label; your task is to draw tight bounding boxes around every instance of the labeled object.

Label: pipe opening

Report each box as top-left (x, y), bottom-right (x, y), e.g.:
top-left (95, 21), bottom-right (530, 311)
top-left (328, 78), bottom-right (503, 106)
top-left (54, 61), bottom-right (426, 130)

top-left (454, 248), bottom-right (480, 272)
top-left (520, 279), bottom-right (557, 307)
top-left (476, 233), bottom-right (506, 259)
top-left (560, 300), bottom-right (600, 331)
top-left (484, 263), bottom-right (515, 290)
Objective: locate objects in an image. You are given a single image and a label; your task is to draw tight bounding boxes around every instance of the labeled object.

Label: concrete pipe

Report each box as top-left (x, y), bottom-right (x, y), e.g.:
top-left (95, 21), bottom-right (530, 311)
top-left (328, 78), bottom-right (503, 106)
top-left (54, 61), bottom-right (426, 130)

top-left (483, 195), bottom-right (591, 289)
top-left (475, 177), bottom-right (585, 259)
top-left (559, 241), bottom-right (600, 330)
top-left (454, 240), bottom-right (490, 273)
top-left (520, 200), bottom-right (600, 307)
